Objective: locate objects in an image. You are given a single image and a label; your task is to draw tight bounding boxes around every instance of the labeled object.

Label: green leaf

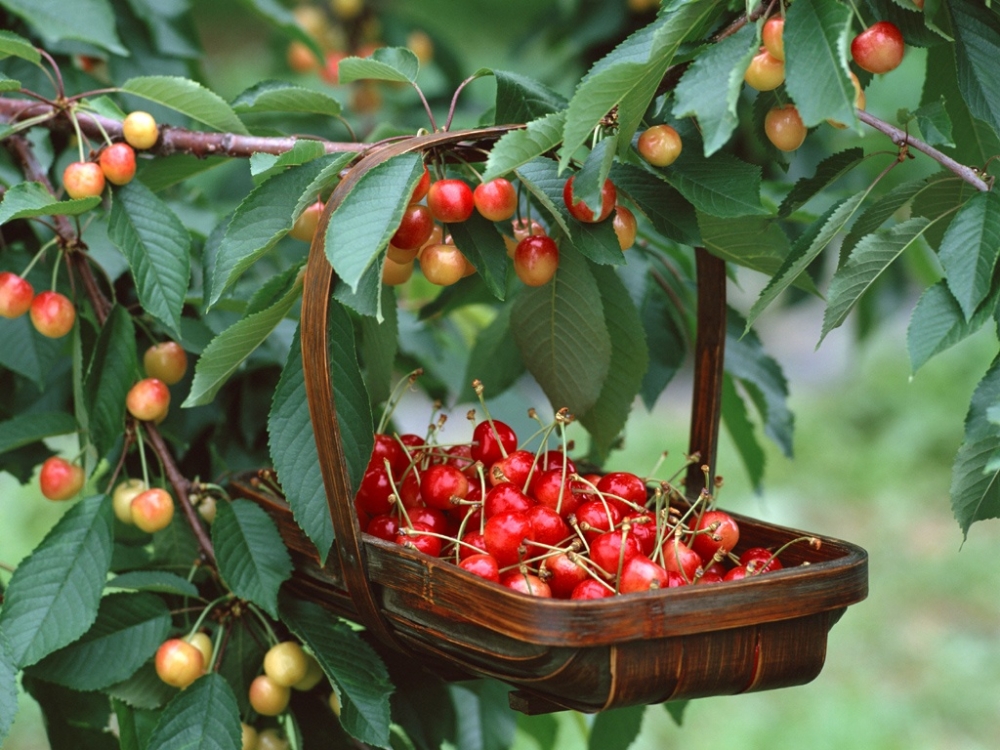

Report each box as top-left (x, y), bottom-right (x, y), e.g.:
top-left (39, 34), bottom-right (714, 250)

top-left (784, 0), bottom-right (856, 129)
top-left (325, 153), bottom-right (424, 291)
top-left (588, 705), bottom-right (645, 750)
top-left (841, 175), bottom-right (930, 258)
top-left (249, 140), bottom-right (328, 183)
top-left (234, 0), bottom-right (323, 56)
top-left (22, 676), bottom-right (118, 749)
top-left (106, 570), bottom-right (200, 598)
top-left (339, 47), bottom-right (420, 84)
top-left (609, 163), bottom-right (700, 246)
top-left (664, 700), bottom-right (689, 725)
top-left (778, 148), bottom-right (865, 218)
top-left (511, 248), bottom-right (611, 417)
top-left (0, 73), bottom-right (20, 91)
top-left (0, 411), bottom-right (77, 455)
top-left (672, 23), bottom-right (758, 155)
top-left (449, 681), bottom-right (517, 750)
top-left (907, 281), bottom-right (998, 373)
top-left (951, 432), bottom-right (1000, 538)
top-left (578, 265), bottom-right (648, 461)
top-left (821, 218), bottom-right (933, 341)
top-left (280, 595), bottom-right (392, 748)
top-left (447, 212), bottom-right (508, 299)
top-left (83, 305), bottom-right (140, 458)
top-left (482, 112), bottom-right (566, 182)
top-left (360, 288), bottom-right (398, 408)
top-left (113, 699), bottom-right (159, 750)
top-left (29, 592), bottom-right (171, 691)
top-left (461, 305), bottom-right (525, 402)
top-left (0, 29), bottom-right (41, 64)
top-left (146, 673), bottom-right (241, 750)
top-left (722, 373), bottom-right (766, 492)
top-left (121, 76), bottom-right (249, 134)
top-left (108, 180), bottom-right (191, 336)
top-left (0, 632), bottom-right (16, 745)
top-left (183, 275), bottom-right (301, 407)
top-left (0, 181), bottom-right (100, 225)
top-left (939, 191), bottom-right (1000, 320)
top-left (493, 70), bottom-right (567, 124)
top-left (212, 499), bottom-right (292, 619)
top-left (0, 494), bottom-right (113, 668)
top-left (912, 173), bottom-right (976, 248)
top-left (572, 135), bottom-right (619, 219)
top-left (963, 354), bottom-right (1000, 442)
top-left (216, 615), bottom-right (266, 717)
top-left (232, 80), bottom-right (341, 117)
top-left (951, 1), bottom-right (1000, 142)
top-left (662, 148), bottom-right (767, 218)
top-left (0, 0), bottom-right (126, 54)
top-left (639, 279), bottom-right (686, 410)
top-left (138, 154), bottom-right (229, 192)
top-left (912, 98), bottom-right (955, 148)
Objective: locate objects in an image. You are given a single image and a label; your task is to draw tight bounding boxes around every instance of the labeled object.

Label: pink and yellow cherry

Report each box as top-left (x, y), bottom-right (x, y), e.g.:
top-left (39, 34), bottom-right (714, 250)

top-left (391, 204), bottom-right (435, 250)
top-left (263, 641), bottom-right (309, 687)
top-left (407, 29), bottom-right (434, 64)
top-left (98, 143), bottom-right (137, 186)
top-left (613, 205), bottom-right (637, 251)
top-left (112, 478), bottom-right (147, 523)
top-left (39, 457), bottom-right (85, 501)
top-left (473, 178), bottom-right (517, 222)
top-left (427, 179), bottom-right (475, 223)
top-left (764, 104), bottom-right (807, 152)
top-left (144, 341), bottom-right (188, 385)
top-left (513, 235), bottom-right (559, 286)
top-left (562, 176), bottom-right (616, 223)
top-left (762, 16), bottom-right (784, 61)
top-left (155, 638), bottom-right (204, 688)
top-left (503, 218), bottom-right (546, 257)
top-left (290, 200), bottom-right (324, 242)
top-left (744, 47), bottom-right (785, 91)
top-left (0, 272), bottom-right (34, 318)
top-left (292, 654), bottom-right (324, 691)
top-left (186, 631), bottom-right (214, 669)
top-left (29, 291), bottom-right (75, 338)
top-left (241, 723), bottom-right (259, 750)
top-left (851, 21), bottom-right (905, 74)
top-left (410, 164), bottom-right (431, 203)
top-left (637, 124), bottom-right (682, 167)
top-left (287, 40), bottom-right (320, 73)
top-left (256, 729), bottom-right (289, 750)
top-left (419, 243), bottom-right (466, 286)
top-left (122, 111), bottom-right (159, 150)
top-left (827, 72), bottom-right (866, 129)
top-left (62, 162), bottom-right (105, 199)
top-left (249, 674), bottom-right (291, 716)
top-left (126, 378), bottom-right (170, 422)
top-left (382, 256), bottom-right (414, 286)
top-left (130, 488), bottom-right (175, 533)
top-left (320, 51), bottom-right (346, 85)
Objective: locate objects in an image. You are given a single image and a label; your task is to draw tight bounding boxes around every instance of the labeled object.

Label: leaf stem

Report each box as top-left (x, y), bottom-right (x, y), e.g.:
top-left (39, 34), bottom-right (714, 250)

top-left (444, 73), bottom-right (487, 132)
top-left (411, 82), bottom-right (438, 132)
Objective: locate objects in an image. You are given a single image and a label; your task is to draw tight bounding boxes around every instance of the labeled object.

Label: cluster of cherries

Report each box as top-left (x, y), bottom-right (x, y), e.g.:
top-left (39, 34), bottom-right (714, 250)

top-left (291, 166), bottom-right (639, 290)
top-left (355, 405), bottom-right (809, 599)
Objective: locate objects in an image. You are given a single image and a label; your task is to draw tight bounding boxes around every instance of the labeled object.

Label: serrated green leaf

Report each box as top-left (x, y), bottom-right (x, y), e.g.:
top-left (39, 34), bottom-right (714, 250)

top-left (108, 180), bottom-right (191, 335)
top-left (0, 29), bottom-right (41, 64)
top-left (29, 592), bottom-right (171, 691)
top-left (951, 2), bottom-right (1000, 142)
top-left (821, 217), bottom-right (932, 341)
top-left (0, 181), bottom-right (101, 225)
top-left (609, 162), bottom-right (700, 246)
top-left (784, 0), bottom-right (856, 129)
top-left (146, 673), bottom-right (241, 750)
top-left (912, 173), bottom-right (976, 248)
top-left (639, 278), bottom-right (686, 410)
top-left (22, 675), bottom-right (118, 749)
top-left (121, 76), bottom-right (249, 134)
top-left (587, 705), bottom-right (644, 750)
top-left (360, 288), bottom-right (398, 408)
top-left (907, 281), bottom-right (998, 373)
top-left (963, 354), bottom-right (1000, 442)
top-left (137, 154), bottom-right (228, 192)
top-left (951, 432), bottom-right (1000, 537)
top-left (83, 305), bottom-right (139, 458)
top-left (339, 47), bottom-right (420, 84)
top-left (913, 98), bottom-right (955, 147)
top-left (778, 148), bottom-right (866, 219)
top-left (672, 23), bottom-right (758, 155)
top-left (578, 265), bottom-right (648, 461)
top-left (482, 112), bottom-right (566, 182)
top-left (280, 595), bottom-right (392, 748)
top-left (449, 681), bottom-right (517, 750)
top-left (0, 632), bottom-right (16, 745)
top-left (493, 70), bottom-right (567, 124)
top-left (447, 212), bottom-right (508, 299)
top-left (0, 411), bottom-right (77, 455)
top-left (461, 305), bottom-right (525, 402)
top-left (511, 247), bottom-right (611, 417)
top-left (183, 275), bottom-right (301, 407)
top-left (722, 373), bottom-right (766, 493)
top-left (106, 570), bottom-right (200, 598)
top-left (0, 494), bottom-right (113, 668)
top-left (113, 699), bottom-right (159, 750)
top-left (0, 0), bottom-right (126, 54)
top-left (212, 500), bottom-right (292, 618)
top-left (572, 135), bottom-right (618, 217)
top-left (939, 191), bottom-right (1000, 320)
top-left (232, 80), bottom-right (341, 116)
top-left (840, 175), bottom-right (930, 259)
top-left (662, 148), bottom-right (767, 218)
top-left (0, 74), bottom-right (19, 91)
top-left (216, 614), bottom-right (266, 717)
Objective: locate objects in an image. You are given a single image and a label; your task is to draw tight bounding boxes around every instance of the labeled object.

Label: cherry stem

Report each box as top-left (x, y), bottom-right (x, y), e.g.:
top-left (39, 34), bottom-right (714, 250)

top-left (66, 107), bottom-right (88, 163)
top-left (444, 73), bottom-right (486, 132)
top-left (36, 48), bottom-right (65, 99)
top-left (135, 423), bottom-right (152, 488)
top-left (186, 593), bottom-right (231, 640)
top-left (246, 602), bottom-right (280, 646)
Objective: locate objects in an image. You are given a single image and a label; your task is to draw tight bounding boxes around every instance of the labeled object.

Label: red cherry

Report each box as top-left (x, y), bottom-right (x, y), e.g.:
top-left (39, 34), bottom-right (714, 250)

top-left (484, 482), bottom-right (534, 518)
top-left (459, 530), bottom-right (487, 560)
top-left (529, 469), bottom-right (579, 517)
top-left (407, 506), bottom-right (449, 536)
top-left (619, 555), bottom-right (669, 593)
top-left (562, 176), bottom-right (616, 223)
top-left (143, 341), bottom-right (188, 385)
top-left (411, 165), bottom-right (430, 203)
top-left (851, 21), bottom-right (905, 74)
top-left (501, 570), bottom-right (551, 597)
top-left (356, 467), bottom-right (394, 516)
top-left (627, 513), bottom-right (658, 556)
top-left (513, 235), bottom-right (559, 287)
top-left (126, 378), bottom-right (170, 423)
top-left (320, 51), bottom-right (346, 84)
top-left (396, 522), bottom-right (442, 556)
top-left (596, 472), bottom-right (647, 514)
top-left (426, 179), bottom-right (475, 223)
top-left (612, 205), bottom-right (637, 251)
top-left (29, 291), bottom-right (75, 338)
top-left (484, 510), bottom-right (534, 568)
top-left (444, 444), bottom-right (476, 476)
top-left (39, 457), bottom-right (85, 501)
top-left (526, 505), bottom-right (570, 552)
top-left (398, 470), bottom-right (423, 509)
top-left (570, 579), bottom-right (614, 600)
top-left (661, 538), bottom-right (702, 582)
top-left (696, 569), bottom-right (725, 584)
top-left (574, 500), bottom-right (621, 543)
top-left (636, 125), bottom-right (682, 168)
top-left (739, 547), bottom-right (783, 574)
top-left (589, 531), bottom-right (641, 576)
top-left (470, 420), bottom-right (518, 468)
top-left (62, 161), bottom-right (105, 199)
top-left (419, 243), bottom-right (466, 286)
top-left (0, 272), bottom-right (34, 318)
top-left (538, 450), bottom-right (576, 474)
top-left (488, 449), bottom-right (535, 488)
top-left (391, 204), bottom-right (435, 250)
top-left (366, 514), bottom-right (400, 542)
top-left (131, 488), bottom-right (174, 533)
top-left (723, 566), bottom-right (750, 582)
top-left (370, 433), bottom-right (408, 475)
top-left (459, 553), bottom-right (500, 583)
top-left (473, 178), bottom-right (517, 222)
top-left (691, 510), bottom-right (741, 563)
top-left (420, 464), bottom-right (469, 510)
top-left (98, 143), bottom-right (137, 186)
top-left (541, 552), bottom-right (589, 598)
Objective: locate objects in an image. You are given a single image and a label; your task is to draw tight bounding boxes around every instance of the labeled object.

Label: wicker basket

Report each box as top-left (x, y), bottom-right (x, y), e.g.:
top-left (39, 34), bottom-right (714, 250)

top-left (231, 129), bottom-right (868, 714)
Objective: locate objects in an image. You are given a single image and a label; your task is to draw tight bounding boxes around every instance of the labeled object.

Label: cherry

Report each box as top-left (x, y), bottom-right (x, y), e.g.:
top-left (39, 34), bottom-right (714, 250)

top-left (691, 510), bottom-right (741, 563)
top-left (488, 449), bottom-right (535, 488)
top-left (445, 443), bottom-right (476, 475)
top-left (256, 729), bottom-right (289, 750)
top-left (186, 632), bottom-right (214, 669)
top-left (570, 579), bottom-right (613, 600)
top-left (126, 377), bottom-right (171, 422)
top-left (396, 521), bottom-right (442, 556)
top-left (411, 165), bottom-right (431, 203)
top-left (419, 243), bottom-right (466, 286)
top-left (739, 546), bottom-right (784, 574)
top-left (241, 724), bottom-right (259, 750)
top-left (504, 218), bottom-right (546, 257)
top-left (112, 478), bottom-right (146, 523)
top-left (290, 200), bottom-right (324, 242)
top-left (851, 21), bottom-right (905, 74)
top-left (130, 488), bottom-right (175, 533)
top-left (762, 16), bottom-right (784, 61)
top-left (513, 235), bottom-right (559, 287)
top-left (637, 124), bottom-right (682, 167)
top-left (473, 178), bottom-right (517, 222)
top-left (723, 565), bottom-right (750, 582)
top-left (155, 638), bottom-right (204, 688)
top-left (501, 570), bottom-right (551, 597)
top-left (122, 111), bottom-right (159, 150)
top-left (427, 179), bottom-right (475, 223)
top-left (538, 450), bottom-right (575, 473)
top-left (459, 553), bottom-right (500, 582)
top-left (484, 482), bottom-right (534, 518)
top-left (382, 257), bottom-right (414, 286)
top-left (366, 514), bottom-right (401, 541)
top-left (574, 500), bottom-right (621, 543)
top-left (287, 40), bottom-right (320, 73)
top-left (407, 507), bottom-right (449, 536)
top-left (398, 469), bottom-right (423, 509)
top-left (387, 241), bottom-right (420, 263)
top-left (144, 341), bottom-right (188, 385)
top-left (29, 291), bottom-right (75, 338)
top-left (827, 72), bottom-right (866, 129)
top-left (484, 510), bottom-right (534, 567)
top-left (562, 176), bottom-right (616, 223)
top-left (541, 552), bottom-right (589, 598)
top-left (371, 433), bottom-right (409, 475)
top-left (627, 512), bottom-right (658, 556)
top-left (356, 466), bottom-right (394, 515)
top-left (526, 505), bottom-right (570, 551)
top-left (459, 530), bottom-right (488, 560)
top-left (391, 204), bottom-right (435, 250)
top-left (696, 569), bottom-right (725, 584)
top-left (743, 47), bottom-right (784, 91)
top-left (619, 554), bottom-right (669, 593)
top-left (63, 161), bottom-right (106, 199)
top-left (292, 654), bottom-right (324, 691)
top-left (39, 457), bottom-right (85, 501)
top-left (98, 143), bottom-right (137, 186)
top-left (249, 674), bottom-right (291, 716)
top-left (589, 531), bottom-right (641, 576)
top-left (660, 538), bottom-right (702, 582)
top-left (320, 51), bottom-right (347, 85)
top-left (613, 205), bottom-right (637, 251)
top-left (764, 104), bottom-right (807, 152)
top-left (420, 464), bottom-right (469, 510)
top-left (529, 469), bottom-right (578, 517)
top-left (0, 272), bottom-right (33, 318)
top-left (596, 472), bottom-right (648, 514)
top-left (263, 641), bottom-right (309, 687)
top-left (470, 419), bottom-right (517, 467)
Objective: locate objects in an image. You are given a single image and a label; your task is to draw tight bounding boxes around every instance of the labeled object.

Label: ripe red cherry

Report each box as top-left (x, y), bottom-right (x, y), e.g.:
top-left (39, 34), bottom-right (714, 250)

top-left (407, 507), bottom-right (449, 535)
top-left (762, 16), bottom-right (784, 61)
top-left (421, 464), bottom-right (470, 510)
top-left (541, 552), bottom-right (589, 598)
top-left (501, 570), bottom-right (551, 597)
top-left (356, 467), bottom-right (394, 515)
top-left (596, 472), bottom-right (648, 514)
top-left (619, 555), bottom-right (669, 593)
top-left (459, 553), bottom-right (500, 583)
top-left (427, 179), bottom-right (475, 223)
top-left (470, 420), bottom-right (518, 468)
top-left (411, 165), bottom-right (431, 203)
top-left (366, 514), bottom-right (400, 541)
top-left (739, 546), bottom-right (783, 574)
top-left (131, 488), bottom-right (175, 533)
top-left (0, 272), bottom-right (34, 318)
top-left (691, 510), bottom-right (741, 563)
top-left (391, 204), bottom-right (435, 250)
top-left (696, 569), bottom-right (725, 584)
top-left (504, 218), bottom-right (546, 257)
top-left (39, 457), bottom-right (85, 501)
top-left (574, 500), bottom-right (621, 543)
top-left (637, 124), bottom-right (682, 168)
top-left (661, 538), bottom-right (702, 582)
top-left (743, 48), bottom-right (785, 91)
top-left (98, 143), bottom-right (137, 186)
top-left (396, 522), bottom-right (442, 556)
top-left (473, 178), bottom-right (517, 222)
top-left (445, 444), bottom-right (476, 476)
top-left (144, 341), bottom-right (188, 385)
top-left (589, 531), bottom-right (641, 576)
top-left (488, 449), bottom-right (535, 488)
top-left (126, 378), bottom-right (171, 423)
top-left (764, 105), bottom-right (807, 152)
top-left (562, 176), bottom-right (616, 223)
top-left (62, 161), bottom-right (106, 199)
top-left (514, 235), bottom-right (559, 287)
top-left (538, 450), bottom-right (575, 474)
top-left (29, 291), bottom-right (76, 338)
top-left (484, 482), bottom-right (534, 518)
top-left (459, 530), bottom-right (488, 560)
top-left (370, 433), bottom-right (409, 476)
top-left (851, 21), bottom-right (904, 74)
top-left (484, 510), bottom-right (534, 568)
top-left (627, 513), bottom-right (658, 556)
top-left (570, 579), bottom-right (613, 600)
top-left (526, 505), bottom-right (570, 551)
top-left (419, 243), bottom-right (466, 286)
top-left (529, 469), bottom-right (578, 517)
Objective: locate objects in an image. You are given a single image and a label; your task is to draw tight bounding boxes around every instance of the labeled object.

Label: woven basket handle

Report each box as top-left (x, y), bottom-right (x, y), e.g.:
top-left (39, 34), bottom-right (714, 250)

top-left (301, 130), bottom-right (727, 648)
